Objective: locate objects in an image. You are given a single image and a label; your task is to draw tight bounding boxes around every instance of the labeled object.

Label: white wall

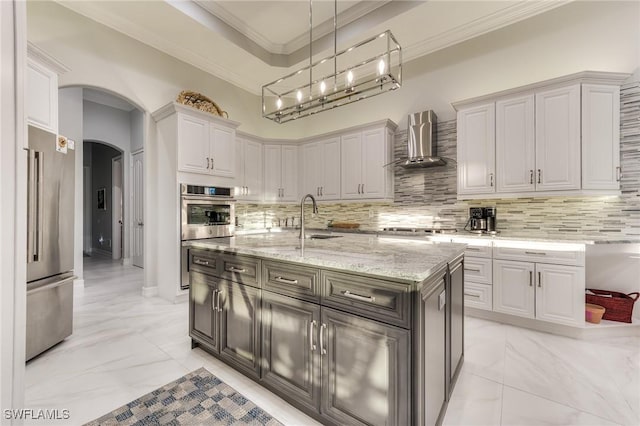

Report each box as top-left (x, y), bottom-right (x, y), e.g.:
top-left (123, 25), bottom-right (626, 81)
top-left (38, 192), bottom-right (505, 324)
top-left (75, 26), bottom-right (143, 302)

top-left (83, 100), bottom-right (133, 262)
top-left (130, 109), bottom-right (144, 153)
top-left (59, 87), bottom-right (84, 286)
top-left (1, 0), bottom-right (26, 418)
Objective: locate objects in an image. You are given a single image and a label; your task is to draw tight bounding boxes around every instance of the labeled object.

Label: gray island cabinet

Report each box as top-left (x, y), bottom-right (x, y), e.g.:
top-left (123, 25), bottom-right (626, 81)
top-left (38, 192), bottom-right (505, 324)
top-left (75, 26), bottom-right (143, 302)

top-left (186, 234), bottom-right (466, 426)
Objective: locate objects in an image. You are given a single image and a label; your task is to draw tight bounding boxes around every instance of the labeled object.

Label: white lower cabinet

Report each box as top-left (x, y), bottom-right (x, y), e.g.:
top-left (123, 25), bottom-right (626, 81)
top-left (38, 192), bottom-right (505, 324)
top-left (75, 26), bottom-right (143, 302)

top-left (464, 282), bottom-right (493, 311)
top-left (493, 259), bottom-right (584, 326)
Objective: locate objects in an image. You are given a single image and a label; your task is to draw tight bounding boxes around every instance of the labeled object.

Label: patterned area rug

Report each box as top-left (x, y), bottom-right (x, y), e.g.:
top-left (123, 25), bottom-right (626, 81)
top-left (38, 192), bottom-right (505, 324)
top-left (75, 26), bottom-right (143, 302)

top-left (85, 368), bottom-right (283, 425)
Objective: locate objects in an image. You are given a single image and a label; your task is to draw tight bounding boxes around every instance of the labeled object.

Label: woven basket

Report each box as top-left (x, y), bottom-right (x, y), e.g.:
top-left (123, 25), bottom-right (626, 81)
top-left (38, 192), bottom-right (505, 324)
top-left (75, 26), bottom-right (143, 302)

top-left (176, 90), bottom-right (228, 118)
top-left (585, 289), bottom-right (639, 323)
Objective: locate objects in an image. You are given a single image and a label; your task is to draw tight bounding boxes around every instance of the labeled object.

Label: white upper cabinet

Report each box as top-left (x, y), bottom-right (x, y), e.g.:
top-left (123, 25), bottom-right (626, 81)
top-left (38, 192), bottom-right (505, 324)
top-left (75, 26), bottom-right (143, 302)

top-left (457, 103), bottom-right (496, 195)
top-left (26, 44), bottom-right (68, 135)
top-left (235, 137), bottom-right (263, 201)
top-left (535, 84), bottom-right (581, 191)
top-left (496, 95), bottom-right (535, 193)
top-left (341, 126), bottom-right (393, 200)
top-left (176, 111), bottom-right (237, 178)
top-left (178, 114), bottom-right (209, 174)
top-left (581, 84), bottom-right (621, 190)
top-left (263, 144), bottom-right (298, 202)
top-left (455, 72), bottom-right (627, 199)
top-left (302, 137), bottom-right (341, 200)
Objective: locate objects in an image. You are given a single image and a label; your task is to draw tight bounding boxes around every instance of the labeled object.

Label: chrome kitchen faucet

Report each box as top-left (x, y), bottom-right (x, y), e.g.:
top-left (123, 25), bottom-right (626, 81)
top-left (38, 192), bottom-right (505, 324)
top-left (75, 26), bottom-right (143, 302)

top-left (299, 194), bottom-right (318, 239)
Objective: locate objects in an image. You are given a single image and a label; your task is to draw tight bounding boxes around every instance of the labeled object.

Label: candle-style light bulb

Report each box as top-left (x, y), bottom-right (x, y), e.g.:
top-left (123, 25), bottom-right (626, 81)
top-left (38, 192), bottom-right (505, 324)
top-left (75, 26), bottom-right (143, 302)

top-left (276, 97), bottom-right (283, 110)
top-left (346, 70), bottom-right (354, 85)
top-left (320, 80), bottom-right (326, 94)
top-left (378, 59), bottom-right (386, 76)
top-left (296, 90), bottom-right (303, 103)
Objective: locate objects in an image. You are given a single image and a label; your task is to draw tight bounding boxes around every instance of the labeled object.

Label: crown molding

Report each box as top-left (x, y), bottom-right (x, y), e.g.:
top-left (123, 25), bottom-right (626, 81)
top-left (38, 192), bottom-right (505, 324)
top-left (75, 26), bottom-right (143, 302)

top-left (402, 0), bottom-right (572, 63)
top-left (27, 41), bottom-right (70, 74)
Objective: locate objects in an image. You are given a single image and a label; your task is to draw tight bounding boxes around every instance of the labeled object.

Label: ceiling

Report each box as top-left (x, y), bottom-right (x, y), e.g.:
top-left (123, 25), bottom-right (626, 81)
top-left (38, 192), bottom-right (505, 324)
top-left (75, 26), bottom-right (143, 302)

top-left (56, 0), bottom-right (571, 95)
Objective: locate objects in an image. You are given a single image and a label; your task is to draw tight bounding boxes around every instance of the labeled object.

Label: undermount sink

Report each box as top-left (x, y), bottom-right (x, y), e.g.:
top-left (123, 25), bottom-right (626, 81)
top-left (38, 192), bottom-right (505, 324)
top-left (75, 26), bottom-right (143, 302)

top-left (309, 234), bottom-right (343, 240)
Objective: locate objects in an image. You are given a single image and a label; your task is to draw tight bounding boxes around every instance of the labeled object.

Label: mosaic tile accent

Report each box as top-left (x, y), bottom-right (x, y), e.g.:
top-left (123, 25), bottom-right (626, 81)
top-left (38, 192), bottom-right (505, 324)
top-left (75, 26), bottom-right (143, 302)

top-left (239, 83), bottom-right (640, 238)
top-left (84, 368), bottom-right (282, 426)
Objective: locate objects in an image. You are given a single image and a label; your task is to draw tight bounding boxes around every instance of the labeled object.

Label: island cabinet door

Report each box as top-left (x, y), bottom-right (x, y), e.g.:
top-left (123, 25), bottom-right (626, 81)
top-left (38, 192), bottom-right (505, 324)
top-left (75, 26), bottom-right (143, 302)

top-left (217, 280), bottom-right (261, 379)
top-left (320, 307), bottom-right (410, 426)
top-left (189, 272), bottom-right (219, 352)
top-left (261, 292), bottom-right (321, 413)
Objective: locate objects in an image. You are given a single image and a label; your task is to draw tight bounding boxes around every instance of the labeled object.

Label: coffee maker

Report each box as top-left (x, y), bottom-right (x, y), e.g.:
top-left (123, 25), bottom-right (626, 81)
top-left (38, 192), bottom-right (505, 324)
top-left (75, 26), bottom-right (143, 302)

top-left (466, 207), bottom-right (497, 234)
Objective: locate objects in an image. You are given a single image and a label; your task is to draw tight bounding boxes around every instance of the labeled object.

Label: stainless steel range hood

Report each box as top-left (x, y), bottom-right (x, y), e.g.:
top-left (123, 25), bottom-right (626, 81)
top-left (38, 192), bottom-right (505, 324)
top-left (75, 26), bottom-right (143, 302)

top-left (401, 110), bottom-right (446, 168)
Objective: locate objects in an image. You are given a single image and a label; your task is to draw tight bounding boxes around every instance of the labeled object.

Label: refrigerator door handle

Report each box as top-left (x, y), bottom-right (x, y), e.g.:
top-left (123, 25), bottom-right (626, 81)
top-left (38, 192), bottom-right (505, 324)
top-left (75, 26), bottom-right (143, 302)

top-left (35, 150), bottom-right (44, 262)
top-left (27, 273), bottom-right (76, 294)
top-left (27, 149), bottom-right (36, 263)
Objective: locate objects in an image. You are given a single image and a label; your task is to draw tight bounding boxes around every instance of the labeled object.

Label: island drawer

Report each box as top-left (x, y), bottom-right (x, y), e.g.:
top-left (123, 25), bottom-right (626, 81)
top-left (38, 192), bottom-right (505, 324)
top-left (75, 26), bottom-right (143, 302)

top-left (219, 254), bottom-right (261, 287)
top-left (463, 257), bottom-right (492, 285)
top-left (189, 250), bottom-right (219, 276)
top-left (321, 271), bottom-right (411, 329)
top-left (262, 261), bottom-right (320, 303)
top-left (464, 282), bottom-right (492, 311)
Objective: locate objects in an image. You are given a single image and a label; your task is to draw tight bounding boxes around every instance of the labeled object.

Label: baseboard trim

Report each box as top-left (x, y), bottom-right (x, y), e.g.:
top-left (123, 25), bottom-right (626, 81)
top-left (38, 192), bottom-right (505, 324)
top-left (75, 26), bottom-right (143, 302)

top-left (73, 279), bottom-right (85, 289)
top-left (90, 248), bottom-right (112, 258)
top-left (466, 307), bottom-right (640, 339)
top-left (141, 286), bottom-right (158, 298)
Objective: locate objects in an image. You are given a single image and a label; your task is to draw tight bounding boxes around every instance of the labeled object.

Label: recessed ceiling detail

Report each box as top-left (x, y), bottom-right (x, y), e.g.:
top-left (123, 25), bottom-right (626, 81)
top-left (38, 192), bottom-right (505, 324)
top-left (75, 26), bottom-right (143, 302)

top-left (54, 0), bottom-right (572, 95)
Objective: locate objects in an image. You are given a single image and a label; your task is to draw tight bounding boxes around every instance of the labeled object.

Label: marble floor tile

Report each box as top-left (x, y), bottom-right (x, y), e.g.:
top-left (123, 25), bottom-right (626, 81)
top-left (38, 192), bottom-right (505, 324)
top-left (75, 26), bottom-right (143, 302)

top-left (501, 385), bottom-right (620, 426)
top-left (443, 372), bottom-right (503, 426)
top-left (24, 256), bottom-right (640, 426)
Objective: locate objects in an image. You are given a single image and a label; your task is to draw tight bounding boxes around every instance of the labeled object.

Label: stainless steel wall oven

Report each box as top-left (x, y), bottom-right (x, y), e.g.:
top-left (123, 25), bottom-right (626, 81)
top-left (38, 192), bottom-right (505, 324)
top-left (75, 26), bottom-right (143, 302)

top-left (180, 184), bottom-right (235, 289)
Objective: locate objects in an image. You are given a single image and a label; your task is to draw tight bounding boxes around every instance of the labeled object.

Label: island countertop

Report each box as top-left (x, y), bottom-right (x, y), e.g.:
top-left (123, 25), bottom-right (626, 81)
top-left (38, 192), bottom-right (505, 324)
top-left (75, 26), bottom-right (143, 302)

top-left (185, 233), bottom-right (466, 284)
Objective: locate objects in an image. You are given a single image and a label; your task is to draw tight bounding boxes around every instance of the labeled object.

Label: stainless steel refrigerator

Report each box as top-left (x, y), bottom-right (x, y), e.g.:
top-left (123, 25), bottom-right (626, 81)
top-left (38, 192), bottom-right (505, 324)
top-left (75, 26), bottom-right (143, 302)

top-left (26, 125), bottom-right (76, 361)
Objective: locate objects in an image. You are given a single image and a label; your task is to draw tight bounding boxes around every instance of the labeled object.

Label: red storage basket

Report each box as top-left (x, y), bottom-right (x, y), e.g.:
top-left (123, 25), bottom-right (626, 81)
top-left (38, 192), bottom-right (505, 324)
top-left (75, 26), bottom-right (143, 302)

top-left (585, 289), bottom-right (639, 323)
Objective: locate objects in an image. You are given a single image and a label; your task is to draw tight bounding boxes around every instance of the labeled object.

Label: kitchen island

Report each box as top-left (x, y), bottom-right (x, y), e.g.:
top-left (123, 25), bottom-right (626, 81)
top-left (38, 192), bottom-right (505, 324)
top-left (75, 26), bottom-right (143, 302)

top-left (185, 233), bottom-right (466, 426)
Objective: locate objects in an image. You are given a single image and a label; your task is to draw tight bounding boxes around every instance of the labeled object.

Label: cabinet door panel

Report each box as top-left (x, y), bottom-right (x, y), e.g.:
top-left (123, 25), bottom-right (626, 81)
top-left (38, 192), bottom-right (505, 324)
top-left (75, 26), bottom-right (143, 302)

top-left (361, 129), bottom-right (386, 198)
top-left (261, 292), bottom-right (321, 413)
top-left (321, 138), bottom-right (341, 200)
top-left (341, 133), bottom-right (363, 199)
top-left (26, 58), bottom-right (58, 133)
top-left (244, 140), bottom-right (263, 201)
top-left (210, 125), bottom-right (235, 177)
top-left (582, 84), bottom-right (621, 190)
top-left (178, 114), bottom-right (210, 174)
top-left (263, 145), bottom-right (282, 202)
top-left (535, 264), bottom-right (584, 326)
top-left (423, 281), bottom-right (446, 426)
top-left (493, 260), bottom-right (534, 318)
top-left (496, 95), bottom-right (535, 193)
top-left (281, 145), bottom-right (299, 201)
top-left (302, 142), bottom-right (322, 197)
top-left (189, 272), bottom-right (218, 352)
top-left (218, 281), bottom-right (261, 378)
top-left (457, 103), bottom-right (495, 195)
top-left (234, 138), bottom-right (246, 197)
top-left (449, 260), bottom-right (464, 384)
top-left (321, 307), bottom-right (410, 426)
top-left (535, 85), bottom-right (581, 191)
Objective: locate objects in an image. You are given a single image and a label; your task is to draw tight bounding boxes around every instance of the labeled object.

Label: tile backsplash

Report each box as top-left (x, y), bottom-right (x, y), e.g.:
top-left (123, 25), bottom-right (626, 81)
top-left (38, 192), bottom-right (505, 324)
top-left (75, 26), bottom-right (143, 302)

top-left (238, 82), bottom-right (640, 238)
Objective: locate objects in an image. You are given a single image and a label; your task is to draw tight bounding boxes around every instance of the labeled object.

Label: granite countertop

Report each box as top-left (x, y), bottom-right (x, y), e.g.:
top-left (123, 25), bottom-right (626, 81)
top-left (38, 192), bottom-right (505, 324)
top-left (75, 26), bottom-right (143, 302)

top-left (185, 233), bottom-right (466, 284)
top-left (248, 227), bottom-right (640, 245)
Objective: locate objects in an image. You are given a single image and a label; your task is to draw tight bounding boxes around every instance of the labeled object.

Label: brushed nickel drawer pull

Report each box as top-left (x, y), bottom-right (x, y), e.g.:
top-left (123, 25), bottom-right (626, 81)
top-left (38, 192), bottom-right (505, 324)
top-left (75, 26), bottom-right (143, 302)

top-left (537, 169), bottom-right (541, 184)
top-left (464, 267), bottom-right (481, 272)
top-left (525, 251), bottom-right (546, 256)
top-left (530, 169), bottom-right (534, 184)
top-left (274, 276), bottom-right (299, 285)
top-left (341, 290), bottom-right (376, 303)
top-left (194, 258), bottom-right (211, 266)
top-left (320, 323), bottom-right (327, 355)
top-left (464, 292), bottom-right (481, 298)
top-left (212, 290), bottom-right (218, 311)
top-left (538, 271), bottom-right (542, 288)
top-left (227, 266), bottom-right (246, 273)
top-left (466, 247), bottom-right (480, 251)
top-left (529, 271), bottom-right (533, 287)
top-left (309, 320), bottom-right (317, 352)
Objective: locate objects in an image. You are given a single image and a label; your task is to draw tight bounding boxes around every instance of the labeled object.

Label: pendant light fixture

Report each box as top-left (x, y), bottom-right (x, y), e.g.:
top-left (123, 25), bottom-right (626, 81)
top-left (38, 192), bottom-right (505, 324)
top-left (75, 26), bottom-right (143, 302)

top-left (262, 0), bottom-right (402, 124)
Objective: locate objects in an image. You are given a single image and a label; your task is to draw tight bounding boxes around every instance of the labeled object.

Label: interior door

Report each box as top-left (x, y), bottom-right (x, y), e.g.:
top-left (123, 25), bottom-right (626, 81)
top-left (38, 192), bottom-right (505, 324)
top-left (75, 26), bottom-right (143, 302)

top-left (131, 150), bottom-right (144, 268)
top-left (111, 155), bottom-right (123, 260)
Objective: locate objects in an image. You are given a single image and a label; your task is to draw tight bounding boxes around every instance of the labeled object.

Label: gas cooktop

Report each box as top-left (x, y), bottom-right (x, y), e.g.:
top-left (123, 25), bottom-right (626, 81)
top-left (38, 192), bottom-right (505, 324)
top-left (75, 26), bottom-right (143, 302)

top-left (382, 227), bottom-right (458, 234)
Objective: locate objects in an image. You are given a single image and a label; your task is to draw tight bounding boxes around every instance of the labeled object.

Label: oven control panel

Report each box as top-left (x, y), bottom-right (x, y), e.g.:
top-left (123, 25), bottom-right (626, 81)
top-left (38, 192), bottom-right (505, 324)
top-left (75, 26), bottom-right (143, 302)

top-left (182, 184), bottom-right (232, 197)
